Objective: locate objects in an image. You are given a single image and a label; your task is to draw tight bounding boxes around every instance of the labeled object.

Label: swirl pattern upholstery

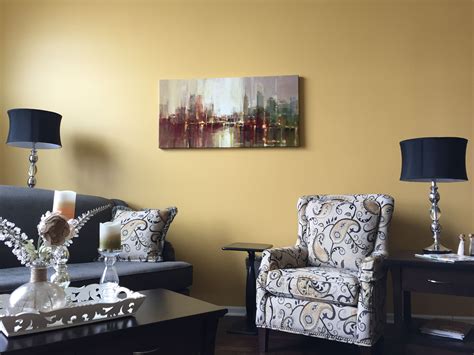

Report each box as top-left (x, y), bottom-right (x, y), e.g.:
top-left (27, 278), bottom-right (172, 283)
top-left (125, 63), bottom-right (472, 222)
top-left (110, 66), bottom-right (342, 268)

top-left (265, 266), bottom-right (360, 306)
top-left (113, 206), bottom-right (178, 262)
top-left (256, 194), bottom-right (394, 350)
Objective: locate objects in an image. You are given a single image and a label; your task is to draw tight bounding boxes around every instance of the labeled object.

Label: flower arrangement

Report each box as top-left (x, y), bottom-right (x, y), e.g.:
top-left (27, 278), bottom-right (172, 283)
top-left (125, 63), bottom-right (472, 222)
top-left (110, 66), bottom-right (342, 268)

top-left (0, 205), bottom-right (110, 267)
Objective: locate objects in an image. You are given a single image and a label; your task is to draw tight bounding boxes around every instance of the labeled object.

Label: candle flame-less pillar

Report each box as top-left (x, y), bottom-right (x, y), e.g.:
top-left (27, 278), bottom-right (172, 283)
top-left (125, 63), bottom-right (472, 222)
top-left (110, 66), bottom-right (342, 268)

top-left (99, 221), bottom-right (122, 251)
top-left (53, 190), bottom-right (76, 220)
top-left (50, 190), bottom-right (76, 289)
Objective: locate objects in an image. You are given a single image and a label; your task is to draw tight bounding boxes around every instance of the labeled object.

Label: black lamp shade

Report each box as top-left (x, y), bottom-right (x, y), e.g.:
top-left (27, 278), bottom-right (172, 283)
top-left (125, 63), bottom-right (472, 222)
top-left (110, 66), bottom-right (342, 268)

top-left (7, 108), bottom-right (62, 149)
top-left (400, 137), bottom-right (468, 182)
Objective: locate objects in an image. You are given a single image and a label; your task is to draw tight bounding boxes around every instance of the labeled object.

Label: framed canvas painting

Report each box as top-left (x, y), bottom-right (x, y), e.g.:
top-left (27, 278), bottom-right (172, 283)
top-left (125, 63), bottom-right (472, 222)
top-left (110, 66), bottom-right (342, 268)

top-left (159, 75), bottom-right (299, 149)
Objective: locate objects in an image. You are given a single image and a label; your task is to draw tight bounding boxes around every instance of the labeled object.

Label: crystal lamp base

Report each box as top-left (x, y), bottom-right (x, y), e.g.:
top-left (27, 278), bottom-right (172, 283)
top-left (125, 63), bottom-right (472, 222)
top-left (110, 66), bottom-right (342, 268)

top-left (423, 242), bottom-right (452, 254)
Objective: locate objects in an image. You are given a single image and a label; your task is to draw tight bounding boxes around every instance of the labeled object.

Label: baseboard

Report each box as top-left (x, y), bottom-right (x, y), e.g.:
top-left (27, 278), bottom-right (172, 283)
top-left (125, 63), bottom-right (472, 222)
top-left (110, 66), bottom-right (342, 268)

top-left (224, 307), bottom-right (474, 324)
top-left (225, 306), bottom-right (246, 317)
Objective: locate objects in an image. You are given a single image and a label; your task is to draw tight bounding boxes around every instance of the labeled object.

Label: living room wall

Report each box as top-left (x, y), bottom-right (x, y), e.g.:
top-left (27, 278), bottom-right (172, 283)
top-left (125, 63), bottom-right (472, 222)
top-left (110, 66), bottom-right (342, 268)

top-left (1, 0), bottom-right (473, 316)
top-left (0, 0), bottom-right (5, 184)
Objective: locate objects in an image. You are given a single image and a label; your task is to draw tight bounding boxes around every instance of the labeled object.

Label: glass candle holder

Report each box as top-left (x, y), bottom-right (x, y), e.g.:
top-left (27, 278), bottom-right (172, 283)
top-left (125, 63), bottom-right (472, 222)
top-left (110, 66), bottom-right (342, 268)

top-left (51, 245), bottom-right (71, 289)
top-left (98, 249), bottom-right (121, 302)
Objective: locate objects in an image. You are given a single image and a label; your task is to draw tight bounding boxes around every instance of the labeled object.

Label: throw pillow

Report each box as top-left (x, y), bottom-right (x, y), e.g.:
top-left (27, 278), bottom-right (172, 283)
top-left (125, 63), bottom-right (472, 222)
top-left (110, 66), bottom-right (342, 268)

top-left (112, 206), bottom-right (178, 262)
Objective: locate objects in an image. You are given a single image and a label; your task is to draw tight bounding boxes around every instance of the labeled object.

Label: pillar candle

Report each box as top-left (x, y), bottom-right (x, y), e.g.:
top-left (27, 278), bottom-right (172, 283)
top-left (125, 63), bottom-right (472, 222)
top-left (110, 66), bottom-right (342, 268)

top-left (99, 221), bottom-right (122, 250)
top-left (52, 190), bottom-right (76, 220)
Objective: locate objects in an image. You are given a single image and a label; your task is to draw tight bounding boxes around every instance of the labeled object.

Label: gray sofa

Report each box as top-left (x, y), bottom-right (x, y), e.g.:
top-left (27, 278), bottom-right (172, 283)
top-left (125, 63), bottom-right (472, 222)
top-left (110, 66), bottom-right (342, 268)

top-left (0, 185), bottom-right (193, 293)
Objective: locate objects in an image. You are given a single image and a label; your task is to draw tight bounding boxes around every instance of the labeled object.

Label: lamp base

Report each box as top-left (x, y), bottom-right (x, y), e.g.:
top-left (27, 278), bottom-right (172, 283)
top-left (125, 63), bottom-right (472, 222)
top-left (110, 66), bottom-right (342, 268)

top-left (423, 243), bottom-right (452, 254)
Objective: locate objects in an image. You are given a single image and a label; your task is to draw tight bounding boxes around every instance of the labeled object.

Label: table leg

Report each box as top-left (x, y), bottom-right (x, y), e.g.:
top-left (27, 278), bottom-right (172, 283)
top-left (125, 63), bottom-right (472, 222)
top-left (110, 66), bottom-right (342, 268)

top-left (227, 251), bottom-right (258, 335)
top-left (391, 266), bottom-right (403, 334)
top-left (246, 250), bottom-right (257, 329)
top-left (201, 317), bottom-right (220, 355)
top-left (403, 291), bottom-right (412, 325)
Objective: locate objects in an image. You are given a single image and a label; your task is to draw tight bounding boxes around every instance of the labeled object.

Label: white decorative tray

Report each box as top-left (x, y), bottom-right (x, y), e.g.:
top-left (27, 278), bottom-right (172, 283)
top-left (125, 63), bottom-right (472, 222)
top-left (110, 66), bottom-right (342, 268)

top-left (0, 284), bottom-right (146, 337)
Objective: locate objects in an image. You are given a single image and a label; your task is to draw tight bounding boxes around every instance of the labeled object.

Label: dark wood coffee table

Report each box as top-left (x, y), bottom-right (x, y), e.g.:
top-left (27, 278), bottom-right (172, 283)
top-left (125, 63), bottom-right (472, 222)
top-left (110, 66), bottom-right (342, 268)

top-left (0, 288), bottom-right (227, 355)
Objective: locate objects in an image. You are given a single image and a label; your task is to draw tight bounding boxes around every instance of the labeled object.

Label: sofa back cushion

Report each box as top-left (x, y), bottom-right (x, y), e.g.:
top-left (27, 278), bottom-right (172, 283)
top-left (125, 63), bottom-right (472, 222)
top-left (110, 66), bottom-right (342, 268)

top-left (0, 185), bottom-right (127, 268)
top-left (298, 194), bottom-right (394, 271)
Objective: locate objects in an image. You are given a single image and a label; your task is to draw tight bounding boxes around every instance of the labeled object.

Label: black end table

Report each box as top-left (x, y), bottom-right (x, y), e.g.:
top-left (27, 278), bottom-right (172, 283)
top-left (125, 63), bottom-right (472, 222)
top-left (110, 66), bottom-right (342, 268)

top-left (222, 242), bottom-right (273, 336)
top-left (386, 251), bottom-right (474, 354)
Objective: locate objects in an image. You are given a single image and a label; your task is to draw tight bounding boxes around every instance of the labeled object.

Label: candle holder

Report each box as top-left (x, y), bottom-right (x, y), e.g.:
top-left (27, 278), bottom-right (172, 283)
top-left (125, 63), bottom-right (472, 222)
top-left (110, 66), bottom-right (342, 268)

top-left (50, 245), bottom-right (71, 289)
top-left (98, 249), bottom-right (121, 302)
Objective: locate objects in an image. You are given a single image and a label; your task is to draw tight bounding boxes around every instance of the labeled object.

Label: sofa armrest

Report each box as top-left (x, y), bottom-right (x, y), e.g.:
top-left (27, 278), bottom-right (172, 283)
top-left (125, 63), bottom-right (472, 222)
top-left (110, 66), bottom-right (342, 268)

top-left (358, 253), bottom-right (386, 283)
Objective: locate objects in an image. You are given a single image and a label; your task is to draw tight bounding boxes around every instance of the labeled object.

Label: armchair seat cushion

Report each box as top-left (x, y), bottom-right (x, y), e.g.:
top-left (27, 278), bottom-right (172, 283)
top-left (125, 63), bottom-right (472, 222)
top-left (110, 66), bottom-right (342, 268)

top-left (265, 266), bottom-right (360, 306)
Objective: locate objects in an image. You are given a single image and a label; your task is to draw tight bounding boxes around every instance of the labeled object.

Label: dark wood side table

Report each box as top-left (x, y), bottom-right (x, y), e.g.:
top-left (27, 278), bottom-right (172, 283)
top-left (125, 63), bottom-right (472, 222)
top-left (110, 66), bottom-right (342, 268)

top-left (386, 251), bottom-right (474, 354)
top-left (222, 242), bottom-right (273, 335)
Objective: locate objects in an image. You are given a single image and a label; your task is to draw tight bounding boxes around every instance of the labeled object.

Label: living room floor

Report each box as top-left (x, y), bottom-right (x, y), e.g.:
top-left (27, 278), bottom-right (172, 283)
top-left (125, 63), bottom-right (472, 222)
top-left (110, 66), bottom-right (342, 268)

top-left (215, 317), bottom-right (400, 354)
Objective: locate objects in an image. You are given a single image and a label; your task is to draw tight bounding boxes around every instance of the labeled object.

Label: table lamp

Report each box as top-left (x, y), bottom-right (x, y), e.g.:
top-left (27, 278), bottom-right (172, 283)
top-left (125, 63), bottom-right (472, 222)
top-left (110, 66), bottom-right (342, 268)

top-left (400, 137), bottom-right (468, 254)
top-left (6, 108), bottom-right (62, 188)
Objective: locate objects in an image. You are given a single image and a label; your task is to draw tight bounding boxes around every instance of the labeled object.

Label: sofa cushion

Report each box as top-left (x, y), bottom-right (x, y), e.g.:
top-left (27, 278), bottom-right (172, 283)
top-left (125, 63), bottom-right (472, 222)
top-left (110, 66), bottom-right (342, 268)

top-left (112, 206), bottom-right (178, 262)
top-left (265, 266), bottom-right (360, 306)
top-left (305, 196), bottom-right (381, 270)
top-left (0, 261), bottom-right (193, 294)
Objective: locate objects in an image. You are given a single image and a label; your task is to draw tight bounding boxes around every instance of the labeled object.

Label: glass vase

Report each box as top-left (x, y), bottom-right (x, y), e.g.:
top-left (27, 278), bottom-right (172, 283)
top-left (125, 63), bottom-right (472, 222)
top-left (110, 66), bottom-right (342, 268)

top-left (8, 263), bottom-right (67, 314)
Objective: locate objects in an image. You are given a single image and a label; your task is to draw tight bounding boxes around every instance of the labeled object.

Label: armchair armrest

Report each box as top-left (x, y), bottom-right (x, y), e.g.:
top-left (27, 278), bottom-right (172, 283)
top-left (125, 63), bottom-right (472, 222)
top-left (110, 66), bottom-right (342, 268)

top-left (259, 246), bottom-right (308, 273)
top-left (356, 253), bottom-right (388, 345)
top-left (358, 253), bottom-right (387, 283)
top-left (256, 246), bottom-right (308, 326)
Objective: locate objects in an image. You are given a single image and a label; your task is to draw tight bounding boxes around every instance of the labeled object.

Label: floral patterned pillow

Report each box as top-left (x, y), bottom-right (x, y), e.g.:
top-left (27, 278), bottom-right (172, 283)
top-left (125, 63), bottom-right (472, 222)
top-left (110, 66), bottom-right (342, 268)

top-left (306, 197), bottom-right (381, 270)
top-left (112, 206), bottom-right (177, 262)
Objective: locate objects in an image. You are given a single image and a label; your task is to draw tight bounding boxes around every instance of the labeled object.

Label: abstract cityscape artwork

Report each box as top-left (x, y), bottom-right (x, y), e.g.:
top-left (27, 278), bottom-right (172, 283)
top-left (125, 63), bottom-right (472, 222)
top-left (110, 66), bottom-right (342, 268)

top-left (159, 75), bottom-right (299, 149)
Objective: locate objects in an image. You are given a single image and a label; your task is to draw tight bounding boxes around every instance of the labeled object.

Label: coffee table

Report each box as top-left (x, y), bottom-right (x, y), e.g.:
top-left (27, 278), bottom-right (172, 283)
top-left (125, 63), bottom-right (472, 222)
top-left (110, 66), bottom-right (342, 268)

top-left (0, 288), bottom-right (227, 354)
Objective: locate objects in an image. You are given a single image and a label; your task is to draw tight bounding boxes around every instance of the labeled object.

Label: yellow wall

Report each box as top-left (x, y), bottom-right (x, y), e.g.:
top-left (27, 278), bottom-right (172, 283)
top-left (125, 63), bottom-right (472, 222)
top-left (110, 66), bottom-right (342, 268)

top-left (0, 0), bottom-right (5, 184)
top-left (1, 0), bottom-right (473, 316)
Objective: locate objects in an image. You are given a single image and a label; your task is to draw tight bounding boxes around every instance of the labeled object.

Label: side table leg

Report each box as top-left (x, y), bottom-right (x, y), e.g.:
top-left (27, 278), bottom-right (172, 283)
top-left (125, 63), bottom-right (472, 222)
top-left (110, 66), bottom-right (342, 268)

top-left (227, 250), bottom-right (258, 335)
top-left (403, 291), bottom-right (412, 325)
top-left (391, 266), bottom-right (403, 334)
top-left (246, 250), bottom-right (257, 331)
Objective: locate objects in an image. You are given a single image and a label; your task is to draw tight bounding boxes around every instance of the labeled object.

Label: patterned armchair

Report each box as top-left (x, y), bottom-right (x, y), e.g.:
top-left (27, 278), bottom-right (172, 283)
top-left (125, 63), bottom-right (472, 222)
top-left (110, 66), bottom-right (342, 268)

top-left (256, 194), bottom-right (394, 354)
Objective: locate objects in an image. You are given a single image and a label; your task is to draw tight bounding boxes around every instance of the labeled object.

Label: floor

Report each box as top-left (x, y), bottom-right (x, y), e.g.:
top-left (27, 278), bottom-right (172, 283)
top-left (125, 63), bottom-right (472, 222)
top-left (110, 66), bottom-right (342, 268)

top-left (215, 317), bottom-right (398, 355)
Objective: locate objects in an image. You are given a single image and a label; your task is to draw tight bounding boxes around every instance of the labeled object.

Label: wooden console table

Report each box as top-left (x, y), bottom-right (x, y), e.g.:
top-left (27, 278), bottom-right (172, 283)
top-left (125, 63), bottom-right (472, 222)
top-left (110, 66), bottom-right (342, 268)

top-left (386, 251), bottom-right (474, 354)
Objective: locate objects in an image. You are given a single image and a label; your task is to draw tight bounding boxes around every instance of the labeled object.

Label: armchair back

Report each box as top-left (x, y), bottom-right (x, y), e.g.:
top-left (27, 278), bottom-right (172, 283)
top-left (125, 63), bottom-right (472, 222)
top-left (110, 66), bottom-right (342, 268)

top-left (296, 194), bottom-right (394, 271)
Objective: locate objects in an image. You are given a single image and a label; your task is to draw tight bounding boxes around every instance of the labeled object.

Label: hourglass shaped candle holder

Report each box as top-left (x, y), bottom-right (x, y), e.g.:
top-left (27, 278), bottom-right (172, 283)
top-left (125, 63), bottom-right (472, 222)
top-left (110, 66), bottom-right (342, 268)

top-left (98, 221), bottom-right (122, 301)
top-left (98, 249), bottom-right (121, 302)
